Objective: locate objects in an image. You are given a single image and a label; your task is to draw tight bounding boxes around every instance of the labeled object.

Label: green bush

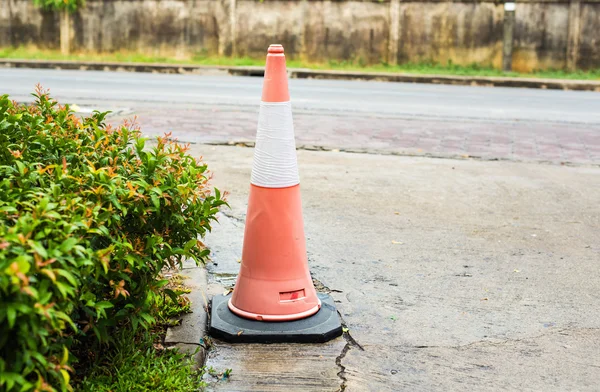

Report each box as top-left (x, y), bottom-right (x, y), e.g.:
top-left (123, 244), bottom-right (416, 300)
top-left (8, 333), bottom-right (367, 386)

top-left (0, 87), bottom-right (226, 391)
top-left (32, 0), bottom-right (84, 13)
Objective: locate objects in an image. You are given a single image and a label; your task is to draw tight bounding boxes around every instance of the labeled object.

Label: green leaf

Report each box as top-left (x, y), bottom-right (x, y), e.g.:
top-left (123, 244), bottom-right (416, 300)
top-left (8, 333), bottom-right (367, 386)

top-left (139, 312), bottom-right (155, 325)
top-left (135, 138), bottom-right (146, 154)
top-left (45, 211), bottom-right (62, 219)
top-left (95, 301), bottom-right (114, 310)
top-left (163, 289), bottom-right (179, 302)
top-left (0, 373), bottom-right (27, 390)
top-left (55, 281), bottom-right (74, 298)
top-left (15, 160), bottom-right (26, 175)
top-left (28, 240), bottom-right (48, 259)
top-left (155, 279), bottom-right (169, 289)
top-left (10, 256), bottom-right (31, 275)
top-left (60, 369), bottom-right (70, 386)
top-left (30, 350), bottom-right (48, 366)
top-left (6, 306), bottom-right (16, 328)
top-left (183, 239), bottom-right (197, 253)
top-left (59, 237), bottom-right (78, 253)
top-left (55, 269), bottom-right (78, 286)
top-left (150, 194), bottom-right (160, 209)
top-left (54, 311), bottom-right (76, 330)
top-left (80, 291), bottom-right (96, 305)
top-left (109, 195), bottom-right (122, 210)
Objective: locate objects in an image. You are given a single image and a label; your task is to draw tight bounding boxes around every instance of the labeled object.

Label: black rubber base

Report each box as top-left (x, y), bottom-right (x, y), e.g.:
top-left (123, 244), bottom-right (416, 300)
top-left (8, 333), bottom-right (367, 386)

top-left (209, 293), bottom-right (343, 343)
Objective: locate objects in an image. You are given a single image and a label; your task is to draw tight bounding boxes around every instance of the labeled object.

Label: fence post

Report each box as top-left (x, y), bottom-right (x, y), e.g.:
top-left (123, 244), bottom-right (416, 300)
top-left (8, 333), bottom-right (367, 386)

top-left (388, 0), bottom-right (401, 65)
top-left (566, 0), bottom-right (581, 71)
top-left (299, 0), bottom-right (309, 61)
top-left (502, 2), bottom-right (515, 72)
top-left (59, 9), bottom-right (71, 55)
top-left (230, 0), bottom-right (237, 57)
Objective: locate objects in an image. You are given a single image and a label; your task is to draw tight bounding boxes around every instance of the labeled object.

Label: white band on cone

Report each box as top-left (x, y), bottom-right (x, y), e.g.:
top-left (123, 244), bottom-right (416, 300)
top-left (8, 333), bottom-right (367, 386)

top-left (251, 101), bottom-right (300, 188)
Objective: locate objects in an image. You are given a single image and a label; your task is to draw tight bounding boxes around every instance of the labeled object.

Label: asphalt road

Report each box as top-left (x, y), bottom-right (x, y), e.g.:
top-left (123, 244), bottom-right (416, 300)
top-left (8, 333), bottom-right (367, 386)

top-left (2, 68), bottom-right (600, 123)
top-left (2, 68), bottom-right (600, 163)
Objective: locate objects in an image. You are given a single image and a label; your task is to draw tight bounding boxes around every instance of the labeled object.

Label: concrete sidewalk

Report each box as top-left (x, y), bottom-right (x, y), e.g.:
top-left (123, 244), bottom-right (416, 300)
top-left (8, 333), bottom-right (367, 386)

top-left (191, 145), bottom-right (599, 391)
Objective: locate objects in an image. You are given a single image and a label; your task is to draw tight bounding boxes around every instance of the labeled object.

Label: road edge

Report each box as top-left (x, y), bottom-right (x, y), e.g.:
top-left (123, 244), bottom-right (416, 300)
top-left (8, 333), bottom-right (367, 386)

top-left (164, 265), bottom-right (210, 371)
top-left (2, 59), bottom-right (599, 92)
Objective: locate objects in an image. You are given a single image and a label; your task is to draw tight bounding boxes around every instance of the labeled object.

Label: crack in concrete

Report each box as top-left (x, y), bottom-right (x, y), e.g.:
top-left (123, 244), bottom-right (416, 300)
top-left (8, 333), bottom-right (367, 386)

top-left (412, 328), bottom-right (576, 351)
top-left (312, 276), bottom-right (343, 294)
top-left (335, 341), bottom-right (350, 392)
top-left (219, 210), bottom-right (245, 225)
top-left (164, 341), bottom-right (201, 346)
top-left (310, 276), bottom-right (362, 391)
top-left (335, 311), bottom-right (365, 392)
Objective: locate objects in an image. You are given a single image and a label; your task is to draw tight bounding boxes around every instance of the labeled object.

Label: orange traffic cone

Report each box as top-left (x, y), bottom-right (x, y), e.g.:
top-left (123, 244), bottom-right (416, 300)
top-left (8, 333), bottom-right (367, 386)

top-left (228, 44), bottom-right (321, 322)
top-left (210, 45), bottom-right (342, 343)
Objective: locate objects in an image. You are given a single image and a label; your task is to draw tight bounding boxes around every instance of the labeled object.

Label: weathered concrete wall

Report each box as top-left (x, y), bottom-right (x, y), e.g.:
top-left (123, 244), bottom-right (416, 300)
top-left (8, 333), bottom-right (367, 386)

top-left (3, 0), bottom-right (59, 49)
top-left (234, 0), bottom-right (305, 59)
top-left (302, 1), bottom-right (390, 64)
top-left (227, 0), bottom-right (390, 63)
top-left (397, 2), bottom-right (504, 68)
top-left (579, 3), bottom-right (600, 69)
top-left (0, 0), bottom-right (9, 47)
top-left (70, 0), bottom-right (229, 58)
top-left (513, 2), bottom-right (570, 71)
top-left (1, 0), bottom-right (599, 70)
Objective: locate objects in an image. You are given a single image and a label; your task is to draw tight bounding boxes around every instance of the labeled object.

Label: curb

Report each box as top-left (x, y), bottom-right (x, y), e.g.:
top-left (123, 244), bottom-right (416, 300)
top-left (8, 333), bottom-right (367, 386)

top-left (291, 69), bottom-right (600, 92)
top-left (2, 59), bottom-right (599, 92)
top-left (201, 140), bottom-right (600, 168)
top-left (164, 264), bottom-right (210, 370)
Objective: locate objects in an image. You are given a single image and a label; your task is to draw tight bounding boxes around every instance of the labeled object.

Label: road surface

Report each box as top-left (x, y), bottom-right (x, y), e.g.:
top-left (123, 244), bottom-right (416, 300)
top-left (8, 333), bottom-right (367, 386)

top-left (198, 145), bottom-right (600, 391)
top-left (2, 68), bottom-right (600, 164)
top-left (3, 68), bottom-right (600, 390)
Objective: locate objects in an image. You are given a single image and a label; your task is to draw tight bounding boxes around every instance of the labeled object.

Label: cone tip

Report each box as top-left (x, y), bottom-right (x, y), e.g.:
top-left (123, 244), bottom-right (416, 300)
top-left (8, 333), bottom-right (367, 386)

top-left (262, 44), bottom-right (289, 102)
top-left (268, 44), bottom-right (284, 54)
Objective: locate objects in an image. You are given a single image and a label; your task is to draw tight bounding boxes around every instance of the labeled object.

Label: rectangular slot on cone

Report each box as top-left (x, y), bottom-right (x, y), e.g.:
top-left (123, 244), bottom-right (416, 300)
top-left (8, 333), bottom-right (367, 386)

top-left (279, 289), bottom-right (306, 302)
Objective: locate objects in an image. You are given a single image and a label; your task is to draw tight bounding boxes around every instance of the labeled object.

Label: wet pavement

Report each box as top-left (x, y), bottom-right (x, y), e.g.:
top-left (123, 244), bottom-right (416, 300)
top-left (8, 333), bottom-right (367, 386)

top-left (196, 145), bottom-right (600, 391)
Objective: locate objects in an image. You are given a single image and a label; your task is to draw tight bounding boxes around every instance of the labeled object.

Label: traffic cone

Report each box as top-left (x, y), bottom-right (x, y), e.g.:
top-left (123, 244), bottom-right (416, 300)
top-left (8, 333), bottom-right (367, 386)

top-left (228, 44), bottom-right (320, 322)
top-left (209, 45), bottom-right (342, 343)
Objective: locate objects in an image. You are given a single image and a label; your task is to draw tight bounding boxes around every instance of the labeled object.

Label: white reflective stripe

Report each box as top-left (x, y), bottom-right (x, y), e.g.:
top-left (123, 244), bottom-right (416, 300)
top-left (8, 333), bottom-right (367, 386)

top-left (504, 2), bottom-right (515, 11)
top-left (251, 101), bottom-right (300, 188)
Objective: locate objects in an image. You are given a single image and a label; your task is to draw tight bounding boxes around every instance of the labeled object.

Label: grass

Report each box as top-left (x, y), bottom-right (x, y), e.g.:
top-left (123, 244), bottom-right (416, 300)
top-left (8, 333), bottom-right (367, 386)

top-left (1, 46), bottom-right (599, 81)
top-left (73, 274), bottom-right (208, 392)
top-left (76, 332), bottom-right (204, 392)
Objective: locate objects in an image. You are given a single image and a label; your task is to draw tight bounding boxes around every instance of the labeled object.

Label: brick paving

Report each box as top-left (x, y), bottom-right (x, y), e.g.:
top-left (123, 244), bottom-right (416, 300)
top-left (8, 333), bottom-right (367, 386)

top-left (111, 105), bottom-right (600, 165)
